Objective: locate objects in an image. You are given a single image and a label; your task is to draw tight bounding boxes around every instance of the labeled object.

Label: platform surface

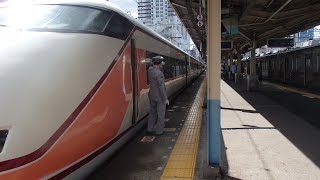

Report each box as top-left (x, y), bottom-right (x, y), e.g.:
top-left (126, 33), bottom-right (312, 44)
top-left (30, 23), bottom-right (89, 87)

top-left (219, 80), bottom-right (320, 180)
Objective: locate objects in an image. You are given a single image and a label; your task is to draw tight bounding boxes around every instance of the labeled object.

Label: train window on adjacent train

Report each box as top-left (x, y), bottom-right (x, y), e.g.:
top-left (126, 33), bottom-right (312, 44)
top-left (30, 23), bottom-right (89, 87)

top-left (105, 13), bottom-right (134, 40)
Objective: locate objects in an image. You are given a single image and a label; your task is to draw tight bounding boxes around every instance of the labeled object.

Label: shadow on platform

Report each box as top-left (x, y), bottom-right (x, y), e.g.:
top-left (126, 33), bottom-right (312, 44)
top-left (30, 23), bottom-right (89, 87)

top-left (224, 79), bottom-right (320, 171)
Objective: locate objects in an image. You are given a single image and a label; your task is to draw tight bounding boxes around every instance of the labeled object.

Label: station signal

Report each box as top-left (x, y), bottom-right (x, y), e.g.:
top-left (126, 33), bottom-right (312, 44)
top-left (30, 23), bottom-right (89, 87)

top-left (267, 38), bottom-right (294, 47)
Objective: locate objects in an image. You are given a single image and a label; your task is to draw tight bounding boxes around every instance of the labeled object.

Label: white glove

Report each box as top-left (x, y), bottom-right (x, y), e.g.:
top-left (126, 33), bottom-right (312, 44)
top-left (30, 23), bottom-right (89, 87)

top-left (165, 100), bottom-right (169, 105)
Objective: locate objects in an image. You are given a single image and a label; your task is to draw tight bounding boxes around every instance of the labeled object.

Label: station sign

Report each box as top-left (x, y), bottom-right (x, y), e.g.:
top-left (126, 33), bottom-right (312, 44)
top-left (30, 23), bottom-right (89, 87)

top-left (267, 38), bottom-right (294, 47)
top-left (221, 40), bottom-right (233, 50)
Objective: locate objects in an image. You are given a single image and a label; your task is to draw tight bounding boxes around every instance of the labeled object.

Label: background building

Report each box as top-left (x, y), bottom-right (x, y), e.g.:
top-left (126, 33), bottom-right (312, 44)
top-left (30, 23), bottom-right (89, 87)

top-left (137, 0), bottom-right (195, 56)
top-left (294, 28), bottom-right (315, 43)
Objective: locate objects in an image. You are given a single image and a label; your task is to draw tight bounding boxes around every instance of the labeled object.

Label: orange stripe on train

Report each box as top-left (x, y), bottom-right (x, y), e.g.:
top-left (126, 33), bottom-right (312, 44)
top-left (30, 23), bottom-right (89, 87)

top-left (0, 44), bottom-right (133, 179)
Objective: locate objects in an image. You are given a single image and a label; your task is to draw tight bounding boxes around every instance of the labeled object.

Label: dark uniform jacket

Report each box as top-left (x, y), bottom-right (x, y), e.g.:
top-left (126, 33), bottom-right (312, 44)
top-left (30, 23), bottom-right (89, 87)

top-left (148, 66), bottom-right (167, 102)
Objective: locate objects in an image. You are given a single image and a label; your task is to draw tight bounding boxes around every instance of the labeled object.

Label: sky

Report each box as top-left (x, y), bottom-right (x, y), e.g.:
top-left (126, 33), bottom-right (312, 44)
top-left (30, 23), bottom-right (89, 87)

top-left (108, 0), bottom-right (138, 18)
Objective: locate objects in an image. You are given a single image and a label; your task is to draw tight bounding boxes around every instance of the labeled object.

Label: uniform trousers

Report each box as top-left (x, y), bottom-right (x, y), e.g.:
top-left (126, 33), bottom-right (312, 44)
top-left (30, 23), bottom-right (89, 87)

top-left (147, 99), bottom-right (166, 134)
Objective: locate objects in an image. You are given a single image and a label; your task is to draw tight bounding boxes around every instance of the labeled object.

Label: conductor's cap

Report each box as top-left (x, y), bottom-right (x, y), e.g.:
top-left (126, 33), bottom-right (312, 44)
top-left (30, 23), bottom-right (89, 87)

top-left (152, 56), bottom-right (164, 63)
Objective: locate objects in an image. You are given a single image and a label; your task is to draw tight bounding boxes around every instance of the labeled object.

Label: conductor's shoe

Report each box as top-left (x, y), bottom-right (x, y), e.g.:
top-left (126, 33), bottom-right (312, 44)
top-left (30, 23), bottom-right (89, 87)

top-left (155, 132), bottom-right (164, 136)
top-left (146, 131), bottom-right (154, 135)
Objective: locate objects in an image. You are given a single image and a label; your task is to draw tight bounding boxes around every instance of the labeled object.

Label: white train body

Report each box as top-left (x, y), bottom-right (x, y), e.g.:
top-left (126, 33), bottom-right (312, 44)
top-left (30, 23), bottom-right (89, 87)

top-left (0, 0), bottom-right (203, 179)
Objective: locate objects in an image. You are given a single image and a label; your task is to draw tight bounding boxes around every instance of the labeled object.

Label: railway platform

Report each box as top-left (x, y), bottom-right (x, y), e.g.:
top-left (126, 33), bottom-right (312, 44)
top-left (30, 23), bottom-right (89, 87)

top-left (87, 76), bottom-right (320, 180)
top-left (219, 80), bottom-right (320, 179)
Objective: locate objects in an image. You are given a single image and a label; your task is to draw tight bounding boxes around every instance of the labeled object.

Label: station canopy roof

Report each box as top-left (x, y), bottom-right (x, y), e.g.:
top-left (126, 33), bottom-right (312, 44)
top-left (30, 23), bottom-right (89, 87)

top-left (168, 0), bottom-right (320, 53)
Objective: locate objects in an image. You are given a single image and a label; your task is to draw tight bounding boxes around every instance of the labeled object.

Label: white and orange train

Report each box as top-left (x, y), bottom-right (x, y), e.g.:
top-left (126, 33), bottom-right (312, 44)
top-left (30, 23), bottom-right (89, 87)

top-left (0, 0), bottom-right (203, 179)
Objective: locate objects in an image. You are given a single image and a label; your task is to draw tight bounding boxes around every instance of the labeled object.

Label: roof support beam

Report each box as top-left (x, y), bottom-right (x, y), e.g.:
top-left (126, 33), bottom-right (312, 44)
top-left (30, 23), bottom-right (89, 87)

top-left (240, 0), bottom-right (256, 21)
top-left (185, 0), bottom-right (202, 41)
top-left (266, 0), bottom-right (293, 22)
top-left (247, 10), bottom-right (271, 18)
top-left (265, 0), bottom-right (275, 8)
top-left (239, 30), bottom-right (251, 41)
top-left (276, 4), bottom-right (320, 18)
top-left (171, 2), bottom-right (187, 9)
top-left (239, 0), bottom-right (293, 27)
top-left (257, 11), bottom-right (320, 39)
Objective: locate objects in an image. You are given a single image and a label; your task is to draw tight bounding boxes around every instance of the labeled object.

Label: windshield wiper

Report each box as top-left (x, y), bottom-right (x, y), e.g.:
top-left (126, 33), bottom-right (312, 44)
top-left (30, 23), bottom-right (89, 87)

top-left (0, 24), bottom-right (7, 27)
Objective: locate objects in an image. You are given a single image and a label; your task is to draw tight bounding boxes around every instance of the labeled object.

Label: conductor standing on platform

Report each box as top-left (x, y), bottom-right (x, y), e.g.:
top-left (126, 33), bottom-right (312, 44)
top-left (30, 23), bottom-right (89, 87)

top-left (147, 56), bottom-right (169, 136)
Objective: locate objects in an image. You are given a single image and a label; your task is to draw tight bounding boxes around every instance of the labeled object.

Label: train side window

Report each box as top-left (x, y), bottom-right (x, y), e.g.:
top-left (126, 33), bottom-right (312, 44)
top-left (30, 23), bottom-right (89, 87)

top-left (163, 57), bottom-right (175, 79)
top-left (175, 61), bottom-right (180, 76)
top-left (105, 13), bottom-right (134, 40)
top-left (175, 60), bottom-right (180, 76)
top-left (176, 59), bottom-right (185, 76)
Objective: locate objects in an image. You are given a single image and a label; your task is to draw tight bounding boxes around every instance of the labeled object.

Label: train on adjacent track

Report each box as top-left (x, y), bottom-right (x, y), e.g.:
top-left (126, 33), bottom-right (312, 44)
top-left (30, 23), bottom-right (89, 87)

top-left (241, 42), bottom-right (320, 91)
top-left (0, 0), bottom-right (204, 179)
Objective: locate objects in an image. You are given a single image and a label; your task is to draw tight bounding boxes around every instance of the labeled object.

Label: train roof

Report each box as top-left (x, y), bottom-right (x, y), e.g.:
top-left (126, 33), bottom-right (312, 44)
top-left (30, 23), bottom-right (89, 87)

top-left (261, 43), bottom-right (320, 58)
top-left (10, 0), bottom-right (202, 64)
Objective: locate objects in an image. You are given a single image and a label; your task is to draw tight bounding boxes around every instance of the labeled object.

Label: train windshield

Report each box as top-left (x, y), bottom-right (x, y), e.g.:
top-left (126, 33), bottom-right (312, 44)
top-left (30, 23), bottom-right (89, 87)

top-left (0, 4), bottom-right (112, 33)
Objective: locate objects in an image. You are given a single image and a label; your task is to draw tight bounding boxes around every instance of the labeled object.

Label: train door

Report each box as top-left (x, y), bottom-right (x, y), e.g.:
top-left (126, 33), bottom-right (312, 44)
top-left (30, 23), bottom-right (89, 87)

top-left (305, 54), bottom-right (313, 86)
top-left (279, 57), bottom-right (284, 81)
top-left (285, 57), bottom-right (289, 81)
top-left (269, 59), bottom-right (273, 78)
top-left (264, 60), bottom-right (269, 77)
top-left (130, 39), bottom-right (138, 124)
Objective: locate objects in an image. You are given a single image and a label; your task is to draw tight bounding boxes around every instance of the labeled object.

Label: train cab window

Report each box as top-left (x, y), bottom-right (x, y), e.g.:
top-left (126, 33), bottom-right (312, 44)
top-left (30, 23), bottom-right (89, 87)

top-left (86, 11), bottom-right (112, 33)
top-left (105, 14), bottom-right (134, 40)
top-left (0, 5), bottom-right (113, 33)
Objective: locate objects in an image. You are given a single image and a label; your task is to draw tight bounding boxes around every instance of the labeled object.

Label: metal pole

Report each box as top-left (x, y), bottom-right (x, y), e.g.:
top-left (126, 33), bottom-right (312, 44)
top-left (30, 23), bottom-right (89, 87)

top-left (207, 0), bottom-right (221, 166)
top-left (235, 50), bottom-right (242, 84)
top-left (250, 34), bottom-right (256, 76)
top-left (237, 50), bottom-right (242, 73)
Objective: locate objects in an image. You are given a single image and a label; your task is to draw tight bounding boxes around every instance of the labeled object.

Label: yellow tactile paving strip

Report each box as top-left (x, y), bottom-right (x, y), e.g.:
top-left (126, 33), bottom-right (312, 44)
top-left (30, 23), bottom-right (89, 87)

top-left (160, 80), bottom-right (206, 180)
top-left (263, 81), bottom-right (320, 99)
